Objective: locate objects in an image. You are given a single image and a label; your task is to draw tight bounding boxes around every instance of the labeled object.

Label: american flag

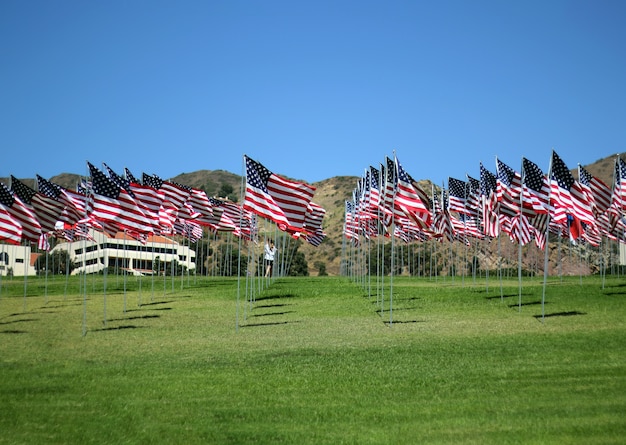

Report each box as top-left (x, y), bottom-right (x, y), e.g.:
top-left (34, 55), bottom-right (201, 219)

top-left (104, 163), bottom-right (133, 196)
top-left (612, 157), bottom-right (626, 211)
top-left (368, 166), bottom-right (381, 214)
top-left (496, 157), bottom-right (522, 216)
top-left (466, 175), bottom-right (481, 218)
top-left (393, 156), bottom-right (431, 229)
top-left (578, 165), bottom-right (611, 215)
top-left (205, 197), bottom-right (237, 232)
top-left (304, 230), bottom-right (326, 247)
top-left (509, 214), bottom-right (533, 246)
top-left (479, 163), bottom-right (497, 197)
top-left (186, 188), bottom-right (214, 226)
top-left (243, 155), bottom-right (315, 233)
top-left (448, 177), bottom-right (468, 214)
top-left (36, 175), bottom-right (84, 228)
top-left (303, 201), bottom-right (326, 235)
top-left (522, 157), bottom-right (550, 214)
top-left (550, 151), bottom-right (595, 232)
top-left (124, 167), bottom-right (139, 184)
top-left (127, 181), bottom-right (165, 231)
top-left (344, 200), bottom-right (360, 243)
top-left (89, 162), bottom-right (157, 234)
top-left (432, 188), bottom-right (454, 242)
top-left (142, 173), bottom-right (190, 211)
top-left (11, 176), bottom-right (64, 233)
top-left (0, 181), bottom-right (41, 243)
top-left (38, 233), bottom-right (50, 251)
top-left (479, 163), bottom-right (499, 237)
top-left (0, 186), bottom-right (22, 244)
top-left (173, 218), bottom-right (203, 243)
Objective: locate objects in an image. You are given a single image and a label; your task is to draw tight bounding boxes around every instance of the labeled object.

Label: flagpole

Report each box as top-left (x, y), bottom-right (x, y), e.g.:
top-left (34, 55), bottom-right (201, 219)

top-left (518, 159), bottom-right (525, 312)
top-left (541, 151), bottom-right (556, 323)
top-left (236, 155), bottom-right (247, 331)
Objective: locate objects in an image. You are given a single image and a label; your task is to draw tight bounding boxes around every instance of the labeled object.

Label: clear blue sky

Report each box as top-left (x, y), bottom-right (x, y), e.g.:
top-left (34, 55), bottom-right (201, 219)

top-left (2, 0), bottom-right (625, 188)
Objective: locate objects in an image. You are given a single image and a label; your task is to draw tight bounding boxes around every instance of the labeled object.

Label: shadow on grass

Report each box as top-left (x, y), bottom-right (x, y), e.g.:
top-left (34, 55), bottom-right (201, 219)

top-left (383, 320), bottom-right (425, 325)
top-left (251, 311), bottom-right (295, 318)
top-left (486, 294), bottom-right (517, 300)
top-left (241, 320), bottom-right (300, 328)
top-left (107, 314), bottom-right (161, 322)
top-left (93, 325), bottom-right (148, 331)
top-left (126, 307), bottom-right (172, 312)
top-left (35, 302), bottom-right (83, 309)
top-left (1, 329), bottom-right (27, 334)
top-left (602, 290), bottom-right (626, 296)
top-left (137, 300), bottom-right (175, 306)
top-left (508, 300), bottom-right (542, 308)
top-left (254, 303), bottom-right (291, 309)
top-left (534, 311), bottom-right (586, 319)
top-left (254, 293), bottom-right (297, 302)
top-left (0, 318), bottom-right (38, 326)
top-left (386, 306), bottom-right (419, 312)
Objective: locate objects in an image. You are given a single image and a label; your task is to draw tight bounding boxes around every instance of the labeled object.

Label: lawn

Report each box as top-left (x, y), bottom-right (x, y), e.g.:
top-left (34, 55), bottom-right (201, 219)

top-left (0, 274), bottom-right (625, 444)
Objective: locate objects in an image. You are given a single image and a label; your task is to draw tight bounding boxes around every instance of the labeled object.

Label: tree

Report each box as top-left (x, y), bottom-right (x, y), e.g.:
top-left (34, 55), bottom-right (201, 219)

top-left (314, 261), bottom-right (327, 276)
top-left (34, 249), bottom-right (75, 275)
top-left (288, 244), bottom-right (309, 276)
top-left (218, 183), bottom-right (235, 201)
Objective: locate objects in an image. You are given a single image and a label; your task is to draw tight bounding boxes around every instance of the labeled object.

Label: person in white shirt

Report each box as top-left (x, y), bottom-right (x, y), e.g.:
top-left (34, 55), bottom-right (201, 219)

top-left (264, 239), bottom-right (277, 277)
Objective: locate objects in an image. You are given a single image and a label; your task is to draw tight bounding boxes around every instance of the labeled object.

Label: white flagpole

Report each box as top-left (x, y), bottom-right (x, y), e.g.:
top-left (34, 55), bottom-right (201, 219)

top-left (541, 151), bottom-right (555, 323)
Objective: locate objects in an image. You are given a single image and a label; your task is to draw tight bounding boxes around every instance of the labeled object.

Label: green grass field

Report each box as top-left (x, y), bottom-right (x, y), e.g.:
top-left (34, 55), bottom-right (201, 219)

top-left (1, 274), bottom-right (625, 444)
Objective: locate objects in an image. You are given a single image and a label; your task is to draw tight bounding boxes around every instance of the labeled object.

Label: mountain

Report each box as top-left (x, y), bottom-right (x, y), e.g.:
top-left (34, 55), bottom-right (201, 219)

top-left (0, 154), bottom-right (621, 276)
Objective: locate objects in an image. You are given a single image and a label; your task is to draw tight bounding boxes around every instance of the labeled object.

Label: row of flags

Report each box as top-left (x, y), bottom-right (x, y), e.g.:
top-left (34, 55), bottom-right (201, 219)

top-left (345, 151), bottom-right (626, 250)
top-left (0, 156), bottom-right (327, 252)
top-left (0, 162), bottom-right (256, 249)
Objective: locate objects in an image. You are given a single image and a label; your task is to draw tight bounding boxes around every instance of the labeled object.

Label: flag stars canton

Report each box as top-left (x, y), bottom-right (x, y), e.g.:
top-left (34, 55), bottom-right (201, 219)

top-left (579, 167), bottom-right (592, 186)
top-left (617, 159), bottom-right (626, 184)
top-left (105, 164), bottom-right (133, 197)
top-left (396, 161), bottom-right (412, 183)
top-left (90, 165), bottom-right (120, 199)
top-left (143, 174), bottom-right (162, 189)
top-left (245, 157), bottom-right (271, 192)
top-left (37, 175), bottom-right (61, 199)
top-left (0, 182), bottom-right (15, 207)
top-left (551, 155), bottom-right (574, 189)
top-left (448, 178), bottom-right (466, 198)
top-left (480, 164), bottom-right (497, 195)
top-left (523, 158), bottom-right (545, 192)
top-left (370, 168), bottom-right (380, 189)
top-left (208, 197), bottom-right (224, 206)
top-left (11, 177), bottom-right (36, 204)
top-left (497, 160), bottom-right (515, 186)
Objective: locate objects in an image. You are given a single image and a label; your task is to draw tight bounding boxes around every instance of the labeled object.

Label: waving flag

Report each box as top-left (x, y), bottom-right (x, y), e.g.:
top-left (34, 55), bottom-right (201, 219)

top-left (448, 177), bottom-right (468, 214)
top-left (480, 163), bottom-right (499, 237)
top-left (243, 155), bottom-right (315, 232)
top-left (89, 162), bottom-right (156, 234)
top-left (0, 186), bottom-right (22, 244)
top-left (393, 156), bottom-right (431, 229)
top-left (578, 165), bottom-right (611, 215)
top-left (550, 151), bottom-right (595, 230)
top-left (0, 181), bottom-right (41, 242)
top-left (522, 157), bottom-right (550, 214)
top-left (11, 176), bottom-right (64, 232)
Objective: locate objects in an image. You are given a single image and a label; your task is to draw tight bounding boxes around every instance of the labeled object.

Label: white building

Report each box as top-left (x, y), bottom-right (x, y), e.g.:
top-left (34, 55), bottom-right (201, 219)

top-left (51, 229), bottom-right (196, 276)
top-left (0, 244), bottom-right (37, 277)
